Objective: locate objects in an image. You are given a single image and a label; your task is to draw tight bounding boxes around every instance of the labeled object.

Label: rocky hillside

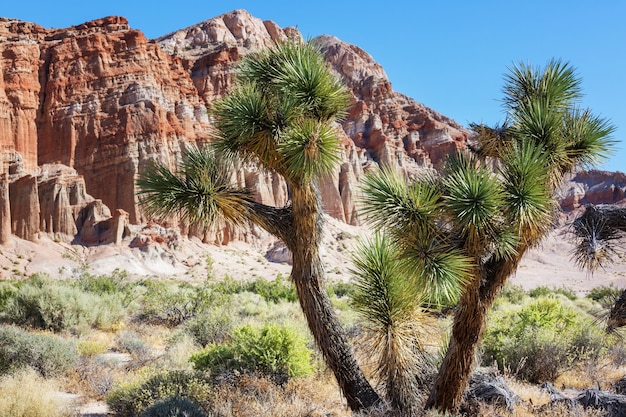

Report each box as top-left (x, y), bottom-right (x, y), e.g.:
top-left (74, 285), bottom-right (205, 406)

top-left (0, 9), bottom-right (622, 250)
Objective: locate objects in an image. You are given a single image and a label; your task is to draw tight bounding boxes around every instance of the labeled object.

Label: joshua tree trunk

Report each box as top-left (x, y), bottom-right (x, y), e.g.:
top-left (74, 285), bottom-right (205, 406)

top-left (607, 289), bottom-right (626, 332)
top-left (426, 252), bottom-right (525, 412)
top-left (255, 184), bottom-right (380, 411)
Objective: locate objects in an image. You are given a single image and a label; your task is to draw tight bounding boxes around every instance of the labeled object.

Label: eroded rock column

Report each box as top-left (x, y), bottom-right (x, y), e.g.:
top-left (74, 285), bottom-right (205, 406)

top-left (0, 174), bottom-right (10, 245)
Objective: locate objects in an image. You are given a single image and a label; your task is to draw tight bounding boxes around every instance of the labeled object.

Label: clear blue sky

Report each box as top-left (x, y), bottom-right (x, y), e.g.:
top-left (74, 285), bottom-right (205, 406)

top-left (4, 1), bottom-right (625, 173)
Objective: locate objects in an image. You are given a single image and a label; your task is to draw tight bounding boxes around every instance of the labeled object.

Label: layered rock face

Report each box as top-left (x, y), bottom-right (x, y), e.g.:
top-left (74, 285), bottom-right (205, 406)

top-left (4, 9), bottom-right (618, 249)
top-left (0, 9), bottom-right (473, 244)
top-left (559, 170), bottom-right (626, 211)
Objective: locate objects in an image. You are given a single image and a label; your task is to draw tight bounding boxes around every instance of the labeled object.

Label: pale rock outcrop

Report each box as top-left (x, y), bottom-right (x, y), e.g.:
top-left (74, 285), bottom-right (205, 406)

top-left (9, 174), bottom-right (39, 241)
top-left (0, 175), bottom-right (10, 244)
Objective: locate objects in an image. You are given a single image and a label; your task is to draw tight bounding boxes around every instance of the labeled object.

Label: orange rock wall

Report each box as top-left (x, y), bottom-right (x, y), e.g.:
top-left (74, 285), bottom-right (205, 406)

top-left (0, 11), bottom-right (471, 244)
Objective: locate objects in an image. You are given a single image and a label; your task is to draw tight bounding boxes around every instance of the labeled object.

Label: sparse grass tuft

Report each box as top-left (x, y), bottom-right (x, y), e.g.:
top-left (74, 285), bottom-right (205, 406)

top-left (0, 368), bottom-right (71, 417)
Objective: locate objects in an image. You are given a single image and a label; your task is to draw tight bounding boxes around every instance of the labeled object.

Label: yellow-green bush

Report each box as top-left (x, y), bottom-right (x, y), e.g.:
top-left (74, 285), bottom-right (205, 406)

top-left (482, 296), bottom-right (605, 383)
top-left (191, 323), bottom-right (314, 379)
top-left (77, 340), bottom-right (109, 357)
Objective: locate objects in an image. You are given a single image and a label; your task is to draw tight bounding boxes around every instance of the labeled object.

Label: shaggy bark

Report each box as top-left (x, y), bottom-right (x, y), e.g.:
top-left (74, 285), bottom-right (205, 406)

top-left (254, 184), bottom-right (380, 410)
top-left (426, 252), bottom-right (525, 412)
top-left (607, 288), bottom-right (626, 332)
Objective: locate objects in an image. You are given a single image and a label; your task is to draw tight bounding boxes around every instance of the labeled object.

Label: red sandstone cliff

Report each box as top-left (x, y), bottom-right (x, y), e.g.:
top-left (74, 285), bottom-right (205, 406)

top-left (0, 10), bottom-right (620, 248)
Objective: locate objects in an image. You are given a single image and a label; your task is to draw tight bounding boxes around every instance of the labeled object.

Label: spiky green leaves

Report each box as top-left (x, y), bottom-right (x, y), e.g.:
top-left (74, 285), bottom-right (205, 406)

top-left (498, 59), bottom-right (616, 181)
top-left (239, 41), bottom-right (350, 121)
top-left (562, 108), bottom-right (616, 169)
top-left (212, 40), bottom-right (350, 185)
top-left (350, 234), bottom-right (434, 414)
top-left (360, 168), bottom-right (470, 305)
top-left (351, 234), bottom-right (420, 330)
top-left (280, 119), bottom-right (342, 184)
top-left (403, 242), bottom-right (471, 305)
top-left (443, 154), bottom-right (503, 255)
top-left (500, 142), bottom-right (554, 244)
top-left (211, 84), bottom-right (280, 168)
top-left (502, 59), bottom-right (582, 113)
top-left (137, 147), bottom-right (251, 227)
top-left (360, 169), bottom-right (441, 240)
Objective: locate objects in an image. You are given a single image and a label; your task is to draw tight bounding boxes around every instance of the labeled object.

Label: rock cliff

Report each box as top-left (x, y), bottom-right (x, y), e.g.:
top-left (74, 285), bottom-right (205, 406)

top-left (559, 170), bottom-right (626, 211)
top-left (0, 9), bottom-right (620, 250)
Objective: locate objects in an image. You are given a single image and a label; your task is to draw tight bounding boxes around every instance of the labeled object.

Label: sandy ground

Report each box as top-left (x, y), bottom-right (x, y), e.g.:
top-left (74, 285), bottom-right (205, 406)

top-left (1, 217), bottom-right (624, 293)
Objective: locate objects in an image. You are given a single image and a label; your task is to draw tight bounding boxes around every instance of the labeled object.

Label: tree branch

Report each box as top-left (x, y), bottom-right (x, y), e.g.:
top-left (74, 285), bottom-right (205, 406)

top-left (247, 201), bottom-right (296, 249)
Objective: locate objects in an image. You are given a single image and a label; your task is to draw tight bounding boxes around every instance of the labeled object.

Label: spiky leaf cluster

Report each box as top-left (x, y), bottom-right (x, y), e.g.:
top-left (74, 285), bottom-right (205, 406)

top-left (137, 147), bottom-right (251, 227)
top-left (571, 205), bottom-right (626, 273)
top-left (359, 59), bottom-right (615, 314)
top-left (350, 234), bottom-right (434, 414)
top-left (212, 40), bottom-right (350, 187)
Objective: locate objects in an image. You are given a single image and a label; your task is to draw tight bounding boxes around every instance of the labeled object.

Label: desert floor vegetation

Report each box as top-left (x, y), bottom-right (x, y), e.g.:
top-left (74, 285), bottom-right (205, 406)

top-left (0, 267), bottom-right (624, 416)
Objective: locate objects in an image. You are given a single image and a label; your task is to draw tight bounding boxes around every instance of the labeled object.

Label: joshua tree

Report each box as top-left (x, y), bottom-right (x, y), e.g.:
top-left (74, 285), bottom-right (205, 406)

top-left (349, 233), bottom-right (435, 416)
top-left (571, 204), bottom-right (626, 272)
top-left (360, 59), bottom-right (615, 413)
top-left (137, 40), bottom-right (380, 411)
top-left (571, 204), bottom-right (626, 332)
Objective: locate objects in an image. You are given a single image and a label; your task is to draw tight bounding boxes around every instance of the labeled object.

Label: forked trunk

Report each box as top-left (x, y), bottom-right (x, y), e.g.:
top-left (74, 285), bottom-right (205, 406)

top-left (425, 252), bottom-right (524, 413)
top-left (288, 184), bottom-right (380, 411)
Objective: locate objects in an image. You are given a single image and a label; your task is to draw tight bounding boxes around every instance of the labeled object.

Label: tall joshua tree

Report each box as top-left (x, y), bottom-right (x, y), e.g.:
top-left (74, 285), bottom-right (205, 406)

top-left (137, 40), bottom-right (380, 411)
top-left (360, 59), bottom-right (615, 413)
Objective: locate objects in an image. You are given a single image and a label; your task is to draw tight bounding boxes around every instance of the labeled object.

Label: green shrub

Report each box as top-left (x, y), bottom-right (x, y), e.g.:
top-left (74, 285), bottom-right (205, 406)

top-left (247, 274), bottom-right (297, 303)
top-left (191, 323), bottom-right (314, 379)
top-left (1, 274), bottom-right (125, 332)
top-left (497, 283), bottom-right (527, 304)
top-left (77, 340), bottom-right (109, 357)
top-left (75, 269), bottom-right (138, 306)
top-left (326, 280), bottom-right (354, 298)
top-left (210, 275), bottom-right (248, 294)
top-left (482, 297), bottom-right (605, 383)
top-left (586, 284), bottom-right (621, 309)
top-left (140, 280), bottom-right (229, 327)
top-left (115, 330), bottom-right (151, 360)
top-left (142, 396), bottom-right (210, 417)
top-left (0, 281), bottom-right (17, 311)
top-left (528, 285), bottom-right (578, 300)
top-left (0, 325), bottom-right (78, 377)
top-left (184, 308), bottom-right (233, 347)
top-left (107, 370), bottom-right (212, 417)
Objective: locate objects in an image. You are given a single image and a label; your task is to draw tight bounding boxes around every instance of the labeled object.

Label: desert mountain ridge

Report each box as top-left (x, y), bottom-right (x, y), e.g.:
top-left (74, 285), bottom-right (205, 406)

top-left (0, 10), bottom-right (624, 290)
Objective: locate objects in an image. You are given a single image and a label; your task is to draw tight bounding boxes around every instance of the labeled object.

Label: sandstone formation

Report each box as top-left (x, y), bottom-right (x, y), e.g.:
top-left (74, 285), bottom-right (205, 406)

top-left (0, 175), bottom-right (10, 245)
top-left (0, 9), bottom-right (620, 250)
top-left (559, 170), bottom-right (626, 211)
